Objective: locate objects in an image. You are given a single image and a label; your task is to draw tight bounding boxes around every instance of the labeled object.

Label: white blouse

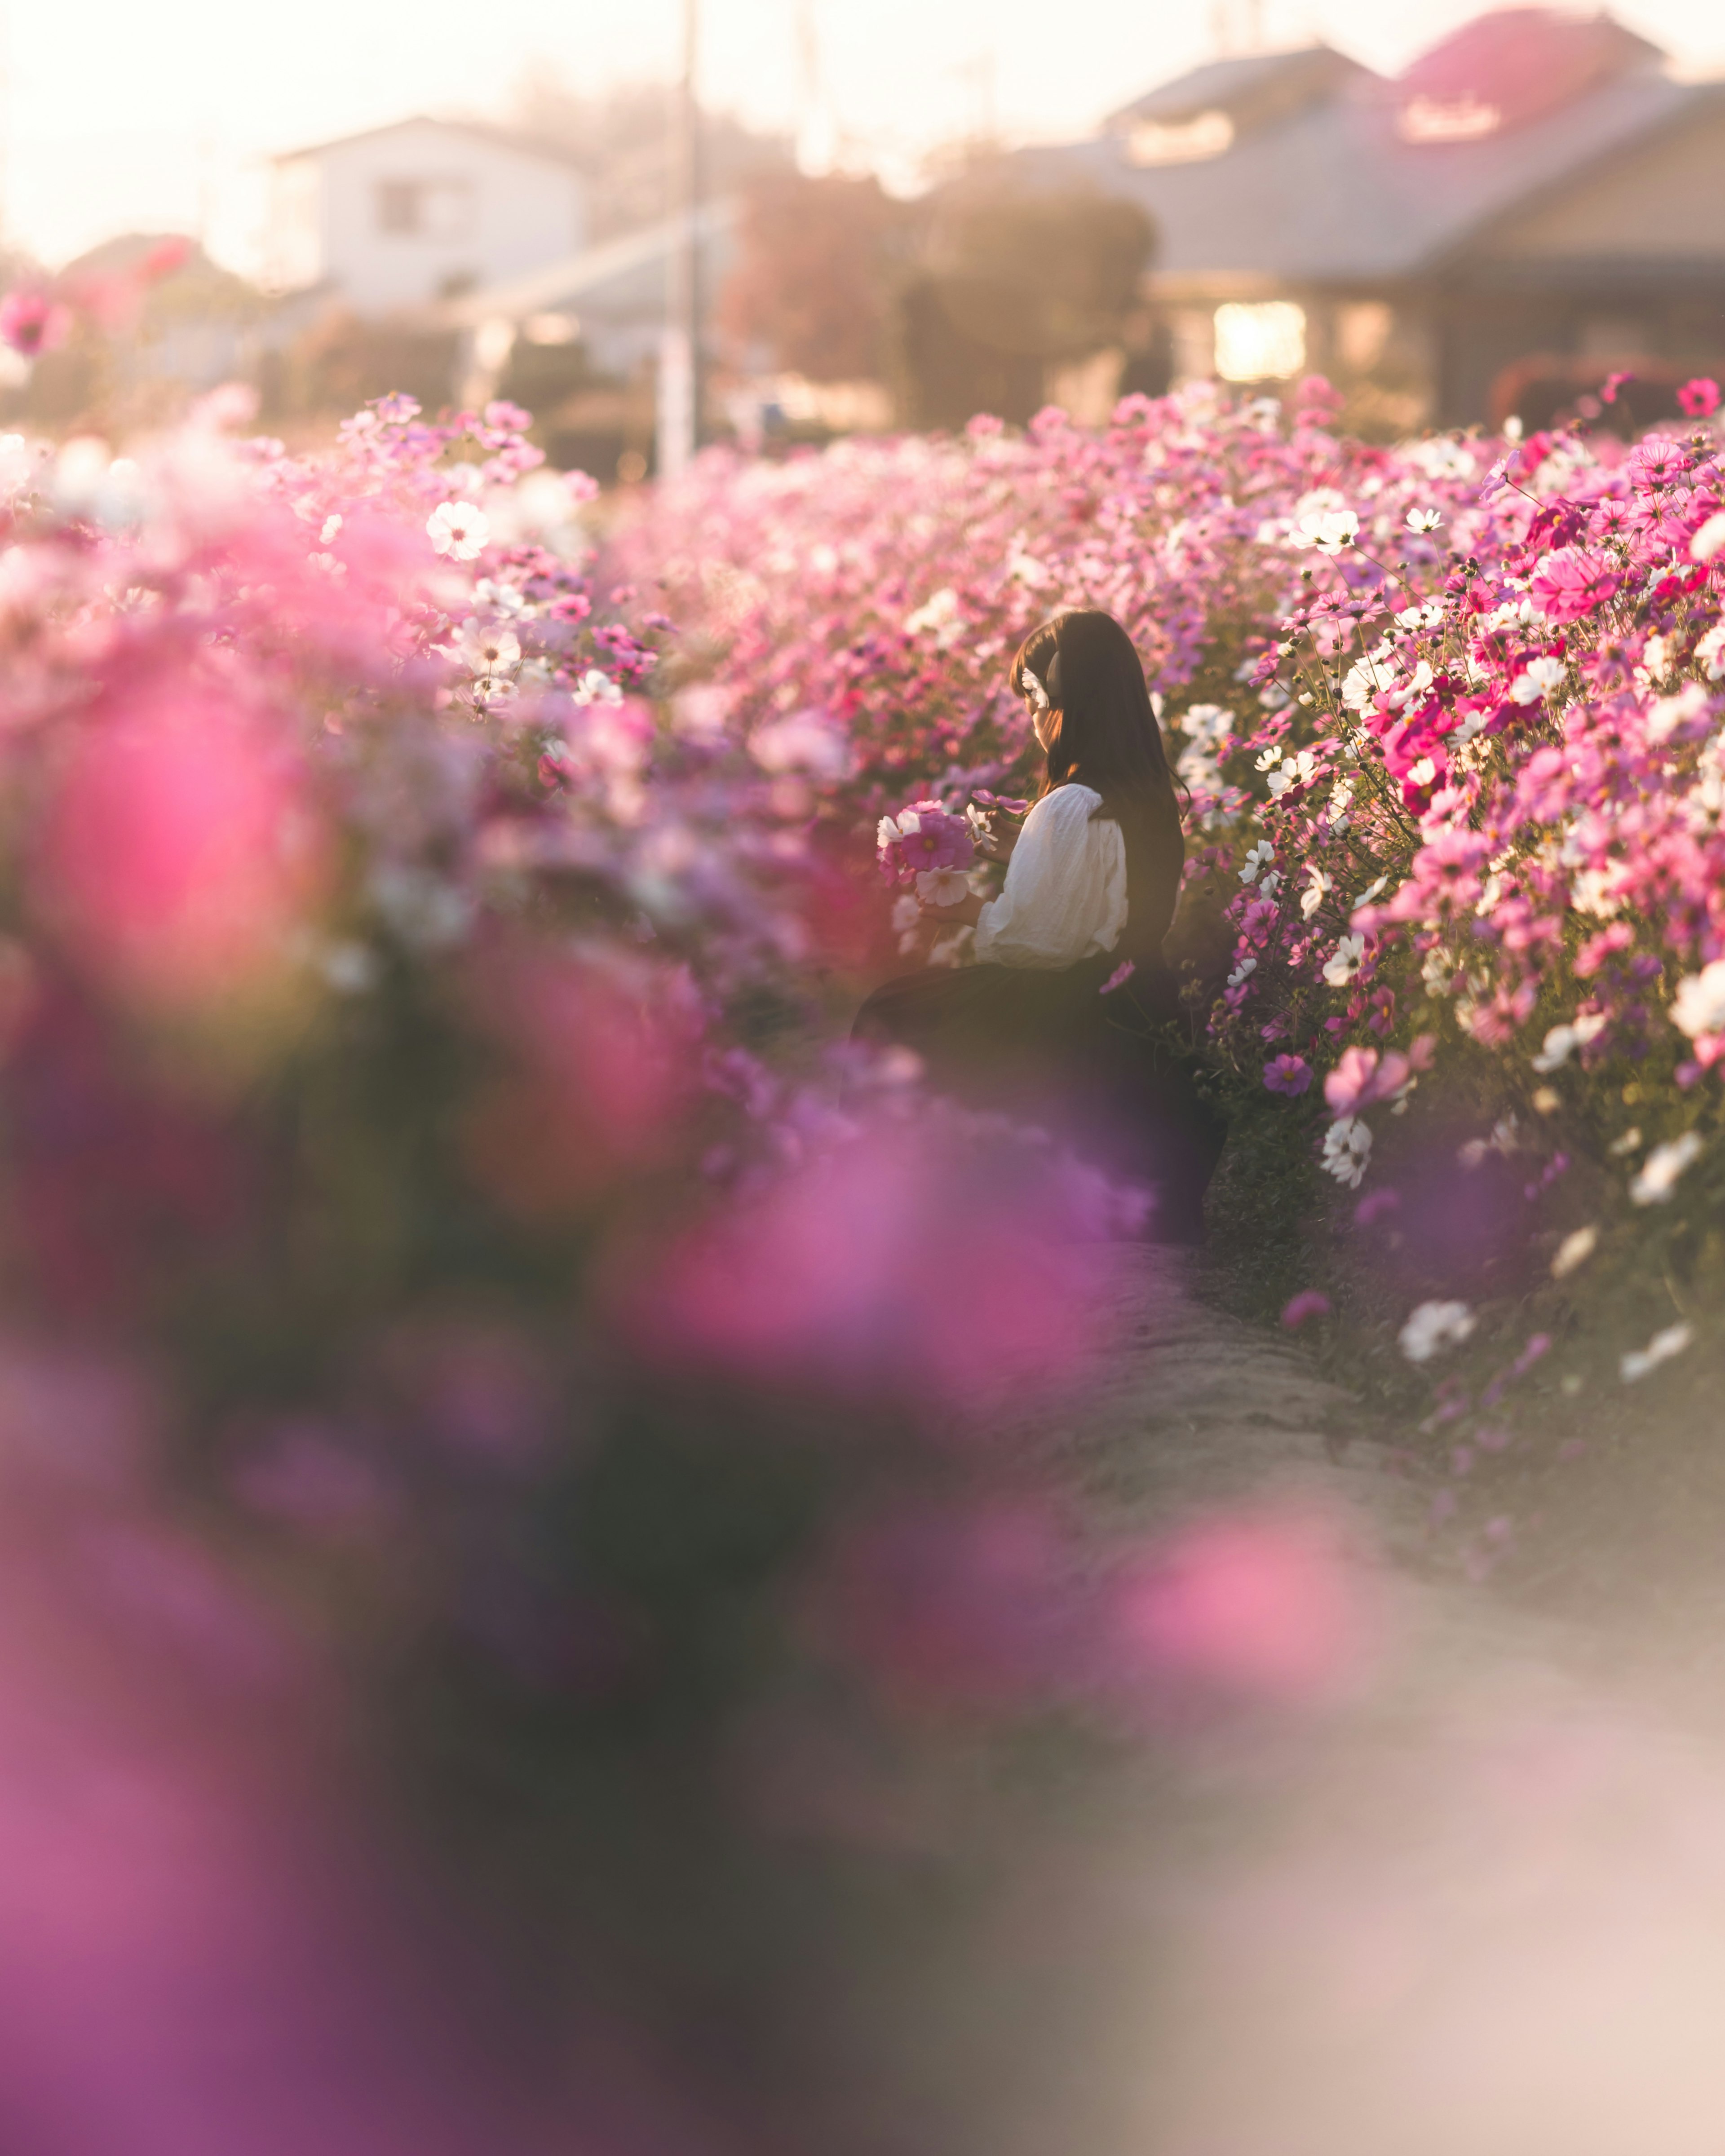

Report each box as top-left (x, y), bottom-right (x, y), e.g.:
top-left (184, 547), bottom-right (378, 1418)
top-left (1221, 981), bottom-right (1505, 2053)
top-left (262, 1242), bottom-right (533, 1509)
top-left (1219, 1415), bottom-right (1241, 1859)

top-left (973, 784), bottom-right (1128, 969)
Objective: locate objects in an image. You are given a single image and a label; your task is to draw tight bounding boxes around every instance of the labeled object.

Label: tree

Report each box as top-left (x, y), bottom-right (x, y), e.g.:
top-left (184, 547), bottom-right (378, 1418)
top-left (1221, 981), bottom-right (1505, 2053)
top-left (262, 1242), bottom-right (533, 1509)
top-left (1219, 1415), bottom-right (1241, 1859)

top-left (717, 171), bottom-right (908, 383)
top-left (900, 182), bottom-right (1157, 429)
top-left (506, 73), bottom-right (792, 245)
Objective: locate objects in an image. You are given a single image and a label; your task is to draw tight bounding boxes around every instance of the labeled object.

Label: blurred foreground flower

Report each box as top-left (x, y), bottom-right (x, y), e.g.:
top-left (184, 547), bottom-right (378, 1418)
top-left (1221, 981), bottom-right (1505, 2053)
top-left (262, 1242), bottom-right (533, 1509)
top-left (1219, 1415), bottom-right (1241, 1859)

top-left (34, 688), bottom-right (323, 1024)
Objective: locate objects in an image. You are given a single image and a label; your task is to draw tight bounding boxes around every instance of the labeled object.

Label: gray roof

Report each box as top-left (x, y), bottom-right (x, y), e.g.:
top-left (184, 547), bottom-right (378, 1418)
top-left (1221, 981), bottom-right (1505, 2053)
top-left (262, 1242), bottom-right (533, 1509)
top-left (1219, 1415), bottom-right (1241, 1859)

top-left (1021, 54), bottom-right (1723, 286)
top-left (1105, 44), bottom-right (1363, 132)
top-left (273, 115), bottom-right (585, 172)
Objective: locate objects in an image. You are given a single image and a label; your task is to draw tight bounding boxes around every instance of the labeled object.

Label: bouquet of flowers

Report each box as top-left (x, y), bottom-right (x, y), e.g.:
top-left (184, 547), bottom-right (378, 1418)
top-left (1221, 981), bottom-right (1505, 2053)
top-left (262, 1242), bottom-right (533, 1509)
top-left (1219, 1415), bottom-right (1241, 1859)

top-left (876, 799), bottom-right (976, 904)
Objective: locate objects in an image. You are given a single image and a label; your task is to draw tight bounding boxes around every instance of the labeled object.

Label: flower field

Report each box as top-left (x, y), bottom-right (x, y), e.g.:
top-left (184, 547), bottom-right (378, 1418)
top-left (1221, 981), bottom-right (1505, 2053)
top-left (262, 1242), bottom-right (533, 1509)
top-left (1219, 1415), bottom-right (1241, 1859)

top-left (0, 367), bottom-right (1721, 2132)
top-left (626, 376), bottom-right (1725, 1556)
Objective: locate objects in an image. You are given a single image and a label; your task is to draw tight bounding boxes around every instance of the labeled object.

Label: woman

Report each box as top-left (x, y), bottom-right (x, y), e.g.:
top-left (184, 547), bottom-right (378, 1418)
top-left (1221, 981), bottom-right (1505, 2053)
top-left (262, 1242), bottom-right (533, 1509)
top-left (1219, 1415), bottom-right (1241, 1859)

top-left (854, 608), bottom-right (1224, 1242)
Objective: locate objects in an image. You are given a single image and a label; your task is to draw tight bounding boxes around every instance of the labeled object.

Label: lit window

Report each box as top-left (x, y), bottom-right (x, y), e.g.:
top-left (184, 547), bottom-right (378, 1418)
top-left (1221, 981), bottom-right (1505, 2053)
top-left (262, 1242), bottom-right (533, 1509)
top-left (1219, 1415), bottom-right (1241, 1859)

top-left (1126, 110), bottom-right (1235, 166)
top-left (1214, 301), bottom-right (1306, 382)
top-left (375, 177), bottom-right (477, 241)
top-left (1398, 96), bottom-right (1501, 143)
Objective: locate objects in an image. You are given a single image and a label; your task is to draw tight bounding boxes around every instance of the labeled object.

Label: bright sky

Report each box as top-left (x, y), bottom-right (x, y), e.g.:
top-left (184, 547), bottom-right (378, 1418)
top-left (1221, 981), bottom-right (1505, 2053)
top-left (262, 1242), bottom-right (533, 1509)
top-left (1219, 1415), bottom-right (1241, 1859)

top-left (9, 0), bottom-right (1725, 274)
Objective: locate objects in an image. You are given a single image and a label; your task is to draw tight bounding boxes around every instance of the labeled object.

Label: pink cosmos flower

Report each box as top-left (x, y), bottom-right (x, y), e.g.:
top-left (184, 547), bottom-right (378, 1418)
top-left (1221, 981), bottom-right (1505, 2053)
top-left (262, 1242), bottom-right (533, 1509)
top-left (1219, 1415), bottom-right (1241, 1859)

top-left (1100, 959), bottom-right (1136, 995)
top-left (877, 801), bottom-right (974, 884)
top-left (1263, 1053), bottom-right (1312, 1096)
top-left (1678, 377), bottom-right (1721, 418)
top-left (35, 688), bottom-right (321, 1013)
top-left (1323, 1044), bottom-right (1415, 1117)
top-left (1106, 1504), bottom-right (1370, 1705)
top-left (0, 286), bottom-right (70, 358)
top-left (1624, 437), bottom-right (1688, 491)
top-left (1530, 546), bottom-right (1621, 624)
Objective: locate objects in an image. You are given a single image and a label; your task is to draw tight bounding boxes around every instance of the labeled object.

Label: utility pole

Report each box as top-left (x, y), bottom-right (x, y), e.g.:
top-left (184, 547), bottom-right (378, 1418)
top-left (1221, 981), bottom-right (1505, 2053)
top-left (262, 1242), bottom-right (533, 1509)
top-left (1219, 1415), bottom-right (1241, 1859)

top-left (657, 0), bottom-right (701, 480)
top-left (796, 0), bottom-right (835, 175)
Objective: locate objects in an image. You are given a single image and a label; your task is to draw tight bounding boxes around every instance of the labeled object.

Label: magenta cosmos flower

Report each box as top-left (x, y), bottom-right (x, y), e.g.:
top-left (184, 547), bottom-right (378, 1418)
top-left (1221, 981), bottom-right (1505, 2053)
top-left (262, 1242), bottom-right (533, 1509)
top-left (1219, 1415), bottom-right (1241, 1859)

top-left (1280, 1290), bottom-right (1332, 1327)
top-left (1678, 377), bottom-right (1721, 418)
top-left (1263, 1053), bottom-right (1313, 1096)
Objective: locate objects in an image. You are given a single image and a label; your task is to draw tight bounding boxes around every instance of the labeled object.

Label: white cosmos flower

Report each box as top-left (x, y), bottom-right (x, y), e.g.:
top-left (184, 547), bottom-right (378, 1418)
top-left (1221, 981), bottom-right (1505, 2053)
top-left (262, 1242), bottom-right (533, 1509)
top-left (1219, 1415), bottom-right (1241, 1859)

top-left (1510, 656), bottom-right (1566, 705)
top-left (1266, 749), bottom-right (1320, 797)
top-left (457, 621), bottom-right (521, 674)
top-left (1630, 1130), bottom-right (1703, 1205)
top-left (571, 669), bottom-right (624, 706)
top-left (1673, 958), bottom-right (1725, 1039)
top-left (915, 866), bottom-right (972, 905)
top-left (1322, 932), bottom-right (1367, 987)
top-left (1694, 624), bottom-right (1725, 681)
top-left (1239, 839), bottom-right (1275, 885)
top-left (1181, 702), bottom-right (1234, 748)
top-left (904, 587), bottom-right (962, 643)
top-left (1690, 512), bottom-right (1725, 563)
top-left (1570, 868), bottom-right (1623, 917)
top-left (1398, 1299), bottom-right (1476, 1363)
top-left (1226, 954), bottom-right (1257, 989)
top-left (1294, 507), bottom-right (1359, 554)
top-left (1322, 1115), bottom-right (1372, 1188)
top-left (1341, 650), bottom-right (1394, 712)
top-left (1621, 1322), bottom-right (1694, 1383)
top-left (1550, 1224), bottom-right (1599, 1279)
top-left (1387, 660), bottom-right (1434, 710)
top-left (1406, 507), bottom-right (1443, 533)
top-left (1530, 1010), bottom-right (1609, 1072)
top-left (1300, 867), bottom-right (1332, 919)
top-left (426, 499), bottom-right (490, 561)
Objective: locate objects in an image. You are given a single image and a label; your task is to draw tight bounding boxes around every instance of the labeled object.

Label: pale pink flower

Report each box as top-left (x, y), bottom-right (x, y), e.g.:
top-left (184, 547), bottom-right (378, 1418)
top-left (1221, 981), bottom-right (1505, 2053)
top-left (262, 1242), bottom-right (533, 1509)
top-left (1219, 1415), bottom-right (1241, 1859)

top-left (426, 499), bottom-right (490, 560)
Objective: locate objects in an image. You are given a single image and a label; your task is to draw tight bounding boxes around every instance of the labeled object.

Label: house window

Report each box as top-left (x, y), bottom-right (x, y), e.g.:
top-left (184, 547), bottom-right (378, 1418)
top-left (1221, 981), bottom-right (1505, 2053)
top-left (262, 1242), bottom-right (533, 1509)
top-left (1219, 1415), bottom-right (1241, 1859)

top-left (1398, 96), bottom-right (1501, 144)
top-left (1214, 301), bottom-right (1306, 382)
top-left (1126, 110), bottom-right (1234, 166)
top-left (374, 177), bottom-right (477, 241)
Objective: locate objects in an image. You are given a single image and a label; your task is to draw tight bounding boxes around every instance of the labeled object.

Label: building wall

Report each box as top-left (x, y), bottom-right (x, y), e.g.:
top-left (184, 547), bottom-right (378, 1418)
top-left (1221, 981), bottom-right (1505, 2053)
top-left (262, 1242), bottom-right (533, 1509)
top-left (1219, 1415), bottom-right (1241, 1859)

top-left (1472, 103), bottom-right (1725, 261)
top-left (274, 123), bottom-right (586, 313)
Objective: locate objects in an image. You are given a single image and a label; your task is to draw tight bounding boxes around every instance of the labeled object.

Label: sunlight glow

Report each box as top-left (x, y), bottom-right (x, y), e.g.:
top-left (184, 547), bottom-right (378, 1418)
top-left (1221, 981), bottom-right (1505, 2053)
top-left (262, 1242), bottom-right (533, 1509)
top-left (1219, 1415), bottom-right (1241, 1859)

top-left (1213, 301), bottom-right (1307, 382)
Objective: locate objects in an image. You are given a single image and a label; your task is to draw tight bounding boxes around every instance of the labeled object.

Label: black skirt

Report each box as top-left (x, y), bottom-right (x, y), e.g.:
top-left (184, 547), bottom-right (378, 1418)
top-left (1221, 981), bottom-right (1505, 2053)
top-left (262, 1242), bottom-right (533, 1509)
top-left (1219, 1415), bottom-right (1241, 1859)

top-left (853, 954), bottom-right (1225, 1244)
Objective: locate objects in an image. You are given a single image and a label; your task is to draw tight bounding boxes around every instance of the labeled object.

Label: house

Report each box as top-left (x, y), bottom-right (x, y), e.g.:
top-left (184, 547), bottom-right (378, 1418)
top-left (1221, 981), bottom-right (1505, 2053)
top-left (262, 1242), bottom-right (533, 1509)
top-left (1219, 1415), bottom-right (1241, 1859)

top-left (440, 201), bottom-right (737, 387)
top-left (1013, 8), bottom-right (1725, 430)
top-left (267, 117), bottom-right (588, 314)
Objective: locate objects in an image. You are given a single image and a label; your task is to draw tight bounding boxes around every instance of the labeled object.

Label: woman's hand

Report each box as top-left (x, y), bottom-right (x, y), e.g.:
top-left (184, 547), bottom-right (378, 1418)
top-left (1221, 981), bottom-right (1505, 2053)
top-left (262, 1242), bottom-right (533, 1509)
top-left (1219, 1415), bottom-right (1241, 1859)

top-left (977, 811), bottom-right (1019, 860)
top-left (919, 892), bottom-right (984, 928)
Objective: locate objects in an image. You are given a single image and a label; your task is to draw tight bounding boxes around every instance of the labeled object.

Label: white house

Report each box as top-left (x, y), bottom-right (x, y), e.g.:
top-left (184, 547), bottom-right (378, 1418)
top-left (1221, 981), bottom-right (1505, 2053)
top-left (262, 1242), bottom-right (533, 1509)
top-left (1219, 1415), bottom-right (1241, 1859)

top-left (442, 202), bottom-right (739, 384)
top-left (267, 118), bottom-right (587, 314)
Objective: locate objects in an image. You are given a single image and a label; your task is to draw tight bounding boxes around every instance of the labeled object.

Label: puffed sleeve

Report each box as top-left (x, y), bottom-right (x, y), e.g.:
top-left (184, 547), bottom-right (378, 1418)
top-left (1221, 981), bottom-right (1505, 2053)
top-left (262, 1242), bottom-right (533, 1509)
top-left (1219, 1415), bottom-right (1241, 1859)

top-left (973, 785), bottom-right (1128, 969)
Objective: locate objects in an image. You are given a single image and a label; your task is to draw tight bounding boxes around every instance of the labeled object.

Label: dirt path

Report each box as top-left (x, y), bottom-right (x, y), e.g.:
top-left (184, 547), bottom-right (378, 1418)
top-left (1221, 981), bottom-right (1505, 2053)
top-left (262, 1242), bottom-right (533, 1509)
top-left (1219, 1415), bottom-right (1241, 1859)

top-left (935, 1248), bottom-right (1725, 2156)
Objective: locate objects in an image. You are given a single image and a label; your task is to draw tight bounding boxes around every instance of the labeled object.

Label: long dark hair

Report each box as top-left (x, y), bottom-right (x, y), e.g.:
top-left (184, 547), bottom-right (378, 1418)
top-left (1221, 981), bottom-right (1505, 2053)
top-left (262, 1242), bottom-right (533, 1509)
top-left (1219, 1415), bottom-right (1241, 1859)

top-left (1009, 608), bottom-right (1185, 959)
